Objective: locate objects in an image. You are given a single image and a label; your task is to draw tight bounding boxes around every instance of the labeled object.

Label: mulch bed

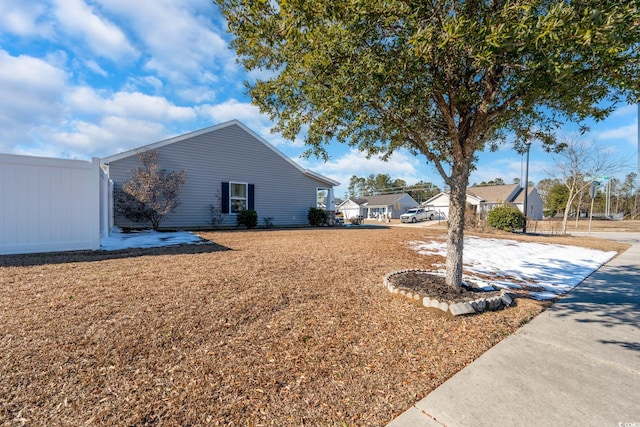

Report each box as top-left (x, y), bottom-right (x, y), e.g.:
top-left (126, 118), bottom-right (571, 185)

top-left (388, 271), bottom-right (502, 303)
top-left (0, 227), bottom-right (625, 425)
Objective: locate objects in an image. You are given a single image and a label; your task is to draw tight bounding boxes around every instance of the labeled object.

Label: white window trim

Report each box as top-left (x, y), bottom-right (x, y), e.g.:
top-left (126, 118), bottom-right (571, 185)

top-left (229, 181), bottom-right (248, 214)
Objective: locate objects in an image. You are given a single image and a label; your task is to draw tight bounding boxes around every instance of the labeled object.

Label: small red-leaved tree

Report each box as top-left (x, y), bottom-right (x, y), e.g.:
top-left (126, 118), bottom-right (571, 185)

top-left (115, 150), bottom-right (187, 230)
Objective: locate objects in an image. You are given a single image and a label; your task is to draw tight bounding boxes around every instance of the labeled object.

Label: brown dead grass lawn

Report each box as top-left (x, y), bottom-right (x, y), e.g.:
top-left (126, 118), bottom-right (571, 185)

top-left (0, 226), bottom-right (629, 426)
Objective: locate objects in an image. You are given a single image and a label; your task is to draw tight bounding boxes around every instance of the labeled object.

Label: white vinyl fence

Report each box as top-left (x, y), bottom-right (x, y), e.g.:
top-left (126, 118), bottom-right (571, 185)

top-left (1, 153), bottom-right (112, 255)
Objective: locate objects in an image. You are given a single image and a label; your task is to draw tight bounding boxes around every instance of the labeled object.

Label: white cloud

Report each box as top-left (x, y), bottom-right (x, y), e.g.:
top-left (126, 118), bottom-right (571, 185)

top-left (124, 75), bottom-right (164, 94)
top-left (0, 50), bottom-right (70, 152)
top-left (94, 0), bottom-right (236, 90)
top-left (45, 50), bottom-right (70, 69)
top-left (105, 92), bottom-right (196, 121)
top-left (176, 86), bottom-right (217, 104)
top-left (84, 59), bottom-right (109, 77)
top-left (35, 117), bottom-right (169, 159)
top-left (300, 148), bottom-right (442, 196)
top-left (26, 87), bottom-right (201, 157)
top-left (611, 104), bottom-right (639, 118)
top-left (319, 149), bottom-right (420, 176)
top-left (66, 87), bottom-right (196, 122)
top-left (596, 123), bottom-right (638, 146)
top-left (52, 0), bottom-right (138, 62)
top-left (469, 157), bottom-right (524, 186)
top-left (197, 98), bottom-right (274, 133)
top-left (0, 51), bottom-right (68, 99)
top-left (0, 1), bottom-right (52, 37)
top-left (0, 49), bottom-right (197, 158)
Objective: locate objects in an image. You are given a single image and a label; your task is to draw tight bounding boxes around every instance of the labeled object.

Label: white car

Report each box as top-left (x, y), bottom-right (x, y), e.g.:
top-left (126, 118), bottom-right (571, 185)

top-left (400, 207), bottom-right (436, 223)
top-left (400, 208), bottom-right (428, 223)
top-left (423, 206), bottom-right (437, 220)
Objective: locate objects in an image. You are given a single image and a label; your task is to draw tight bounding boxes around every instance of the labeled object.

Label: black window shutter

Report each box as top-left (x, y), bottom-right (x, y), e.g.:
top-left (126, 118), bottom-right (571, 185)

top-left (248, 184), bottom-right (255, 210)
top-left (221, 182), bottom-right (229, 214)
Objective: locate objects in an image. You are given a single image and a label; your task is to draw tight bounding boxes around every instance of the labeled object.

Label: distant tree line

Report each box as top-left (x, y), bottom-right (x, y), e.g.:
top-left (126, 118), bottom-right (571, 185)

top-left (346, 174), bottom-right (440, 204)
top-left (470, 177), bottom-right (535, 187)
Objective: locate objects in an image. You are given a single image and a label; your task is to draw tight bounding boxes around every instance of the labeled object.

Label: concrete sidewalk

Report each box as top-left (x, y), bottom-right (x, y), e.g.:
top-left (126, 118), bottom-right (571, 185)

top-left (388, 232), bottom-right (640, 427)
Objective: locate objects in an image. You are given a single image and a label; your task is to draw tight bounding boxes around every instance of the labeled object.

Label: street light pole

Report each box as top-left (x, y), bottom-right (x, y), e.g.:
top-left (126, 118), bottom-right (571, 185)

top-left (523, 141), bottom-right (531, 234)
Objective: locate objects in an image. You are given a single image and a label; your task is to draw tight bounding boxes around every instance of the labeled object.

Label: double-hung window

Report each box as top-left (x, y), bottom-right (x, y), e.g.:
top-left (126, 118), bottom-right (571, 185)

top-left (221, 181), bottom-right (255, 214)
top-left (230, 182), bottom-right (247, 213)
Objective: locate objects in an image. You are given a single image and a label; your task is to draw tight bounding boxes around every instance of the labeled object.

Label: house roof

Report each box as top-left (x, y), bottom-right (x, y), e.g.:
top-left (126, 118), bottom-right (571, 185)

top-left (337, 198), bottom-right (367, 208)
top-left (466, 184), bottom-right (520, 203)
top-left (363, 193), bottom-right (415, 207)
top-left (101, 119), bottom-right (340, 187)
top-left (512, 186), bottom-right (537, 203)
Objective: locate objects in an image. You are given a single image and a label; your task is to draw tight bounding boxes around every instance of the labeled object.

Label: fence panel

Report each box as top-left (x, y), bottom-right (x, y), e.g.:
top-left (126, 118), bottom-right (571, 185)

top-left (1, 154), bottom-right (106, 255)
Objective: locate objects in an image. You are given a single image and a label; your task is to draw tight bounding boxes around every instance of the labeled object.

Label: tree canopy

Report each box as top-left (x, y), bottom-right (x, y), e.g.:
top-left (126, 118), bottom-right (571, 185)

top-left (216, 0), bottom-right (640, 288)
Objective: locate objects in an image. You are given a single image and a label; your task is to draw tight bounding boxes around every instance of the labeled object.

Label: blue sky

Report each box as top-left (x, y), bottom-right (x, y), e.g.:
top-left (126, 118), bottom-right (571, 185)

top-left (1, 0), bottom-right (638, 197)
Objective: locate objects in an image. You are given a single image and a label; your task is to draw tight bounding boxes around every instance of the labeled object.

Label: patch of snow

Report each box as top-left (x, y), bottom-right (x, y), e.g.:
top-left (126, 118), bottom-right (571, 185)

top-left (528, 291), bottom-right (561, 301)
top-left (101, 228), bottom-right (207, 251)
top-left (408, 236), bottom-right (616, 299)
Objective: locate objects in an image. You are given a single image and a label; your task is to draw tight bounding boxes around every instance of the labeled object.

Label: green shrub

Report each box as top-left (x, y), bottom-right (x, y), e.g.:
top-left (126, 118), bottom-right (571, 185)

top-left (237, 209), bottom-right (258, 229)
top-left (307, 207), bottom-right (328, 227)
top-left (487, 205), bottom-right (523, 231)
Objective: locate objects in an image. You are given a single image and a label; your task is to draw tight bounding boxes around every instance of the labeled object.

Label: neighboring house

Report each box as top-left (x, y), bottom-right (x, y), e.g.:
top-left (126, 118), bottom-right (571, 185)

top-left (102, 120), bottom-right (339, 229)
top-left (423, 184), bottom-right (543, 220)
top-left (337, 198), bottom-right (368, 219)
top-left (512, 186), bottom-right (544, 219)
top-left (421, 192), bottom-right (481, 220)
top-left (337, 193), bottom-right (418, 219)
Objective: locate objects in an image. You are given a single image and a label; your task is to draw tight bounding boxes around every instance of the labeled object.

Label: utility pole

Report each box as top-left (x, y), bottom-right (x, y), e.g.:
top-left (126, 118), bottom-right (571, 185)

top-left (606, 179), bottom-right (611, 218)
top-left (523, 141), bottom-right (531, 233)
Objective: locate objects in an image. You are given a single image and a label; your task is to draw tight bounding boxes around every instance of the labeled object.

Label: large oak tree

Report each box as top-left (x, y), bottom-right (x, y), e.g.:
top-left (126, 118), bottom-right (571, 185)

top-left (215, 0), bottom-right (639, 288)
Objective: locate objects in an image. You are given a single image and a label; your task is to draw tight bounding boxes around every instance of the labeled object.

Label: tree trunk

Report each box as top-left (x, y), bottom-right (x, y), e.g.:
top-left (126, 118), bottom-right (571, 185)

top-left (574, 190), bottom-right (584, 228)
top-left (445, 169), bottom-right (470, 289)
top-left (561, 204), bottom-right (570, 234)
top-left (561, 189), bottom-right (576, 234)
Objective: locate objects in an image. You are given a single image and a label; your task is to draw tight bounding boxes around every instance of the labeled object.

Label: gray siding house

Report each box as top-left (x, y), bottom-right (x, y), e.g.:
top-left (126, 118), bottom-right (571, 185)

top-left (102, 120), bottom-right (339, 229)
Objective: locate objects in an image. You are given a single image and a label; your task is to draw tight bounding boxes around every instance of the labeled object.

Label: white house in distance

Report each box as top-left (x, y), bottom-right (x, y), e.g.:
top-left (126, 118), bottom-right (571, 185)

top-left (337, 198), bottom-right (368, 220)
top-left (337, 193), bottom-right (418, 219)
top-left (423, 184), bottom-right (543, 220)
top-left (102, 120), bottom-right (339, 229)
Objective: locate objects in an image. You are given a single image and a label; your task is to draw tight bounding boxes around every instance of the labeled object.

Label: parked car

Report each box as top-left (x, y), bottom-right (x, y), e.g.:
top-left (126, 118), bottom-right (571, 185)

top-left (423, 205), bottom-right (437, 220)
top-left (400, 208), bottom-right (428, 223)
top-left (400, 207), bottom-right (436, 223)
